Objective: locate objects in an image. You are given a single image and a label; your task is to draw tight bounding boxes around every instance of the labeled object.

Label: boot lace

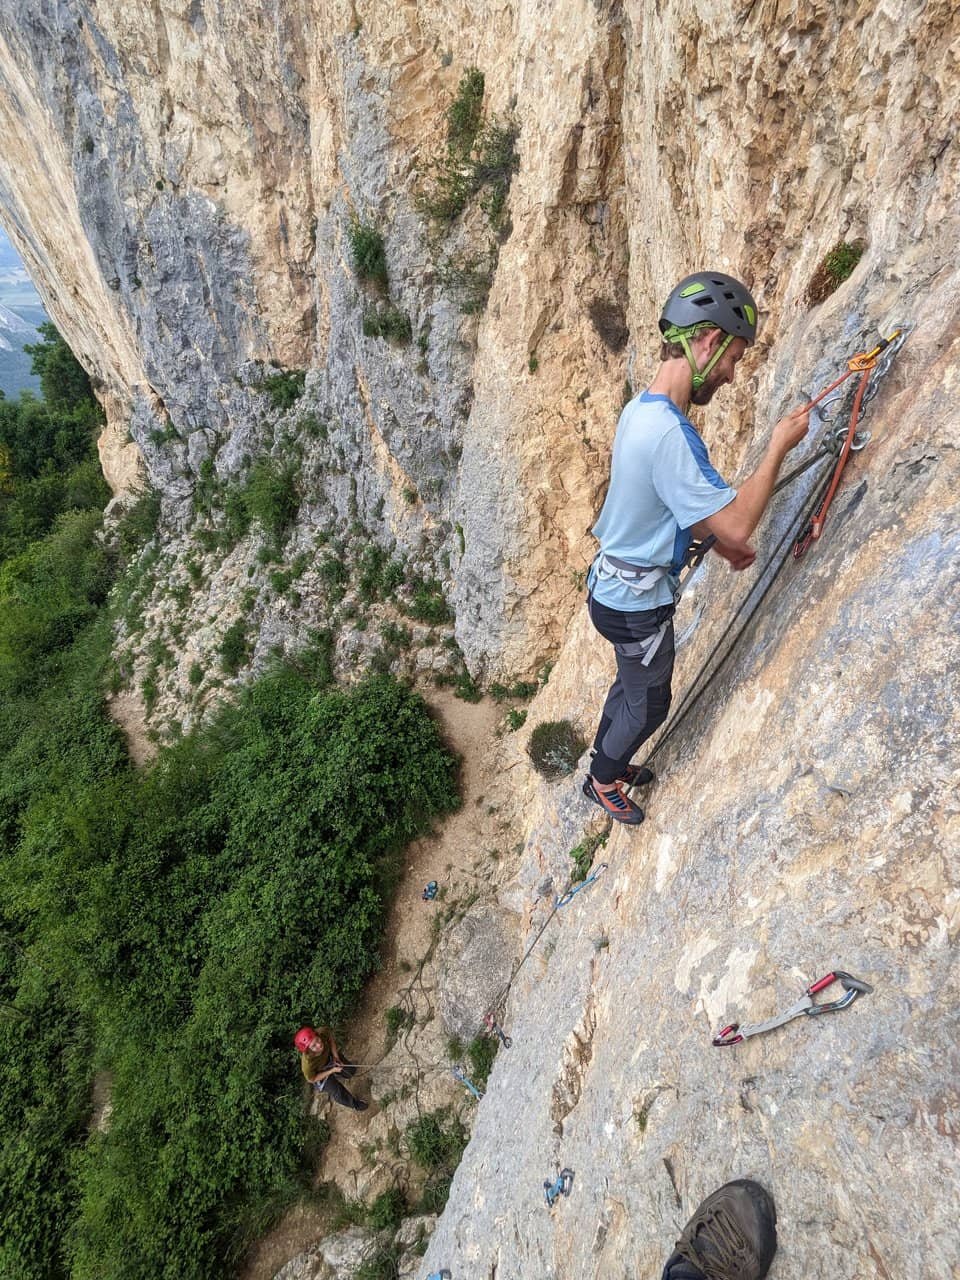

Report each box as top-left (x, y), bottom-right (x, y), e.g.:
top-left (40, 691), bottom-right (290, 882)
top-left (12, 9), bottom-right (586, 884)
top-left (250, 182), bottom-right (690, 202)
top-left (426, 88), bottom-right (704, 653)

top-left (684, 1205), bottom-right (754, 1278)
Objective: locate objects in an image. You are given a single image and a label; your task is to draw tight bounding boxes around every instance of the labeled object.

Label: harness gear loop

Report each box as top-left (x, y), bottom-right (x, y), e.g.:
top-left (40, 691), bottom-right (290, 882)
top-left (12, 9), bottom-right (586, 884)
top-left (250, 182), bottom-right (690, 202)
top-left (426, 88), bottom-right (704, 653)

top-left (712, 969), bottom-right (874, 1047)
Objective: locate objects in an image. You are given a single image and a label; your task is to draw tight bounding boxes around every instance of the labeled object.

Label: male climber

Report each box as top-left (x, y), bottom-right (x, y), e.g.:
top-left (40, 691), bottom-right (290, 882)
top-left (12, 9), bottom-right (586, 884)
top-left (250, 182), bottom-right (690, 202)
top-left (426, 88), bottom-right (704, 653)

top-left (584, 272), bottom-right (810, 825)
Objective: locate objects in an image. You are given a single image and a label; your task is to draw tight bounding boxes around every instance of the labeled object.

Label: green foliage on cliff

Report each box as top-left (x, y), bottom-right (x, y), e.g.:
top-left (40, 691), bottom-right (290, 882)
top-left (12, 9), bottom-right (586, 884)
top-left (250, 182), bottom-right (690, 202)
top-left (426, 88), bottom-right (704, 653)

top-left (0, 334), bottom-right (461, 1279)
top-left (348, 216), bottom-right (390, 294)
top-left (0, 324), bottom-right (107, 561)
top-left (417, 67), bottom-right (518, 231)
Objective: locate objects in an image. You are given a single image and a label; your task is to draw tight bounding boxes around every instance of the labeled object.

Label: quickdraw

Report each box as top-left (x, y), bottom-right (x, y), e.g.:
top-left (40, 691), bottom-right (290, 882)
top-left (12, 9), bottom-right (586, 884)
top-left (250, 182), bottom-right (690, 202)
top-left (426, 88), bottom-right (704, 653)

top-left (422, 881), bottom-right (438, 901)
top-left (793, 329), bottom-right (907, 558)
top-left (712, 970), bottom-right (874, 1047)
top-left (427, 1271), bottom-right (452, 1280)
top-left (451, 1065), bottom-right (484, 1101)
top-left (483, 1011), bottom-right (512, 1048)
top-left (543, 1167), bottom-right (574, 1208)
top-left (555, 861), bottom-right (608, 908)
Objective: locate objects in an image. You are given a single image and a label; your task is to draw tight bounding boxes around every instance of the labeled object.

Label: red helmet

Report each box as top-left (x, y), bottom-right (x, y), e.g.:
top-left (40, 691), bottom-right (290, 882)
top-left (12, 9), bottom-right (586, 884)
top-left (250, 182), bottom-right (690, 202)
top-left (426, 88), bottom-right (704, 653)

top-left (294, 1026), bottom-right (315, 1052)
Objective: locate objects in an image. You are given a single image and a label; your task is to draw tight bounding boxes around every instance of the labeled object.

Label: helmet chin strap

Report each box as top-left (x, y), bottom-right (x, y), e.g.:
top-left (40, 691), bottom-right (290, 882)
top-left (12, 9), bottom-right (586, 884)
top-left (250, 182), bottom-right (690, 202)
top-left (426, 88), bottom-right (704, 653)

top-left (677, 330), bottom-right (734, 391)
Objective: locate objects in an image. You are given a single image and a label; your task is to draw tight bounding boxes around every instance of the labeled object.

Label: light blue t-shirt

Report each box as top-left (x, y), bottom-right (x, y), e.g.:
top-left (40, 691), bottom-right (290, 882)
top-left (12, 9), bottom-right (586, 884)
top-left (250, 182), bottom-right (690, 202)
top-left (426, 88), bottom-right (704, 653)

top-left (588, 392), bottom-right (736, 611)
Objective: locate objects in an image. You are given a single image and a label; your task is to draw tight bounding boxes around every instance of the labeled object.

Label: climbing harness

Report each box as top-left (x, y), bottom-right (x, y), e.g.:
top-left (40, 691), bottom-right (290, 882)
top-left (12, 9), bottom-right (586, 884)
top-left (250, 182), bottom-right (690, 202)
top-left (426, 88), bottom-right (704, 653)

top-left (555, 861), bottom-right (608, 908)
top-left (591, 537), bottom-right (716, 665)
top-left (633, 325), bottom-right (910, 777)
top-left (712, 970), bottom-right (874, 1047)
top-left (422, 881), bottom-right (439, 902)
top-left (543, 1167), bottom-right (575, 1208)
top-left (451, 1065), bottom-right (484, 1101)
top-left (483, 1012), bottom-right (512, 1049)
top-left (794, 329), bottom-right (906, 558)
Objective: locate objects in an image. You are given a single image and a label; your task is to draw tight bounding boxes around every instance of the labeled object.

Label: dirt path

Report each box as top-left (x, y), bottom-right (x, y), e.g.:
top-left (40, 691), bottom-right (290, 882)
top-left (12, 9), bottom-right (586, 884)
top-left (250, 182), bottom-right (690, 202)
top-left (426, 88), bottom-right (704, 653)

top-left (240, 689), bottom-right (519, 1279)
top-left (106, 686), bottom-right (156, 766)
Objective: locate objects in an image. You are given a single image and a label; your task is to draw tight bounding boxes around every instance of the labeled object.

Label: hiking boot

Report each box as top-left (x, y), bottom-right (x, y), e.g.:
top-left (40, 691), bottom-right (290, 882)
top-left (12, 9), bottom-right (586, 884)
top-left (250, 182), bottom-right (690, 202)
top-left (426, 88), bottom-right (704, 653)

top-left (666, 1180), bottom-right (777, 1280)
top-left (582, 775), bottom-right (645, 825)
top-left (620, 763), bottom-right (655, 788)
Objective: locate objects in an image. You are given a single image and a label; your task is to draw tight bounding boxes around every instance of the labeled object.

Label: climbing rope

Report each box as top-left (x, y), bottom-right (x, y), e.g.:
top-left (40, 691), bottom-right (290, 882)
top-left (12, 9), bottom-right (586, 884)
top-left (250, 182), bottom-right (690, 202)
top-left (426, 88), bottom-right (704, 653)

top-left (639, 327), bottom-right (908, 773)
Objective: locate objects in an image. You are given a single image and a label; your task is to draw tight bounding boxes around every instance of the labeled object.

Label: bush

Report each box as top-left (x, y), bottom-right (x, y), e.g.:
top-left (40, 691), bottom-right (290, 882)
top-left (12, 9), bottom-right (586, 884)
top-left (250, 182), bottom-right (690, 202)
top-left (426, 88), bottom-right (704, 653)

top-left (218, 619), bottom-right (250, 675)
top-left (261, 369), bottom-right (306, 411)
top-left (367, 1185), bottom-right (406, 1232)
top-left (385, 1004), bottom-right (414, 1041)
top-left (467, 1034), bottom-right (497, 1089)
top-left (406, 1109), bottom-right (468, 1213)
top-left (362, 304), bottom-right (412, 344)
top-left (403, 575), bottom-right (452, 624)
top-left (568, 830), bottom-right (608, 882)
top-left (805, 238), bottom-right (866, 306)
top-left (489, 679), bottom-right (538, 702)
top-left (446, 68), bottom-right (485, 156)
top-left (348, 217), bottom-right (389, 294)
top-left (416, 68), bottom-right (518, 233)
top-left (241, 459), bottom-right (300, 547)
top-left (527, 719), bottom-right (586, 780)
top-left (506, 708), bottom-right (527, 731)
top-left (438, 249), bottom-right (498, 315)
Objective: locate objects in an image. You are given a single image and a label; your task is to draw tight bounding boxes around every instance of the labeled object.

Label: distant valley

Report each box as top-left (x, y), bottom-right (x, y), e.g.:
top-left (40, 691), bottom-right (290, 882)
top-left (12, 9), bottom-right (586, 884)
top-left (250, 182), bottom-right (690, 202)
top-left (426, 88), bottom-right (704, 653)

top-left (0, 227), bottom-right (45, 397)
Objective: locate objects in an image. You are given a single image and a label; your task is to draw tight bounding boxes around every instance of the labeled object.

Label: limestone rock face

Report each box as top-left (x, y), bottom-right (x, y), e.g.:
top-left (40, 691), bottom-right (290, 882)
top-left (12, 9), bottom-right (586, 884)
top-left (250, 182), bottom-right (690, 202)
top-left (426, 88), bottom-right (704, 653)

top-left (435, 902), bottom-right (519, 1041)
top-left (1, 1), bottom-right (959, 1277)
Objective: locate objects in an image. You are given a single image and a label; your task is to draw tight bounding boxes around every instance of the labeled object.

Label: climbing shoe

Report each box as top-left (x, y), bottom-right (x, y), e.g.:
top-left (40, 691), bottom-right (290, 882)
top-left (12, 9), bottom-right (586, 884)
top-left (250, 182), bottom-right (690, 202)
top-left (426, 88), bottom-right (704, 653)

top-left (582, 776), bottom-right (645, 825)
top-left (588, 750), bottom-right (654, 790)
top-left (665, 1179), bottom-right (777, 1280)
top-left (620, 762), bottom-right (655, 788)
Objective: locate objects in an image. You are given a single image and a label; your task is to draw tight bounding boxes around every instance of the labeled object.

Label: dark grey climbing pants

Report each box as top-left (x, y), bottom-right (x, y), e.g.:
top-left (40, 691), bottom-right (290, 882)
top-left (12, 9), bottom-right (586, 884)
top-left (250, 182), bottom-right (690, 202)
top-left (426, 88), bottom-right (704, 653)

top-left (587, 594), bottom-right (676, 785)
top-left (314, 1061), bottom-right (362, 1109)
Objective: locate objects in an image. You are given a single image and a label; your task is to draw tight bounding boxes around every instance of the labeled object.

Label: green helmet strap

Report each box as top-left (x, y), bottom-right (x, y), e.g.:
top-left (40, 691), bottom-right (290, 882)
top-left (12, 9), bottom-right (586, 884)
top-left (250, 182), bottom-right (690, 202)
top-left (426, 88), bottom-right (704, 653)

top-left (663, 323), bottom-right (734, 390)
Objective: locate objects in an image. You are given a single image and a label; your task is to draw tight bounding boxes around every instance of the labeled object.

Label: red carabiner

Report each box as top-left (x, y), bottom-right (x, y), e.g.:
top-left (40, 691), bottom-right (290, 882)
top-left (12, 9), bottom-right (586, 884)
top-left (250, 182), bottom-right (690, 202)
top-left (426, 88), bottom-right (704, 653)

top-left (712, 1022), bottom-right (745, 1048)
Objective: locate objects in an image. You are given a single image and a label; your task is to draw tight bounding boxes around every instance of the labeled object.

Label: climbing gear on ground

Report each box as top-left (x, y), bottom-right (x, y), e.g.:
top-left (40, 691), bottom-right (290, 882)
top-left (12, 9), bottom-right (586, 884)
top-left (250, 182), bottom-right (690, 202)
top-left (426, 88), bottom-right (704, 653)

top-left (451, 1065), bottom-right (484, 1101)
top-left (620, 762), bottom-right (655, 789)
top-left (543, 1167), bottom-right (574, 1208)
top-left (422, 881), bottom-right (438, 901)
top-left (483, 1012), bottom-right (512, 1048)
top-left (294, 1027), bottom-right (315, 1052)
top-left (659, 272), bottom-right (758, 390)
top-left (669, 1179), bottom-right (778, 1280)
top-left (556, 861), bottom-right (608, 908)
top-left (712, 970), bottom-right (874, 1047)
top-left (427, 1271), bottom-right (452, 1280)
top-left (582, 775), bottom-right (645, 825)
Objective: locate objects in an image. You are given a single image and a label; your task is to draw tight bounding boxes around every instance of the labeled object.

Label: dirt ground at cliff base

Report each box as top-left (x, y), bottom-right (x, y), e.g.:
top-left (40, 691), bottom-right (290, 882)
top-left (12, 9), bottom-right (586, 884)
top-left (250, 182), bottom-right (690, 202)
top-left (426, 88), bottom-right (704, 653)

top-left (239, 688), bottom-right (516, 1280)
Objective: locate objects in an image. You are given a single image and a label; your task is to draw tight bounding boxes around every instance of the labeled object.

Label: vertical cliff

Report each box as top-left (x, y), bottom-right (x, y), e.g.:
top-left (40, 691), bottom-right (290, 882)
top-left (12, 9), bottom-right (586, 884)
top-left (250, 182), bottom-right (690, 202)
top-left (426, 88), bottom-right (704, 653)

top-left (1, 0), bottom-right (958, 1275)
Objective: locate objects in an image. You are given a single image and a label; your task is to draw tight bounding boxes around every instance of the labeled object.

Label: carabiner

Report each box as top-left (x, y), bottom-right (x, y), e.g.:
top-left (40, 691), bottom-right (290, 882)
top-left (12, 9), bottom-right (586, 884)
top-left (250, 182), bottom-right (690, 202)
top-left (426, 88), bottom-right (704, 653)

top-left (712, 1022), bottom-right (744, 1048)
top-left (848, 329), bottom-right (902, 372)
top-left (803, 970), bottom-right (874, 1015)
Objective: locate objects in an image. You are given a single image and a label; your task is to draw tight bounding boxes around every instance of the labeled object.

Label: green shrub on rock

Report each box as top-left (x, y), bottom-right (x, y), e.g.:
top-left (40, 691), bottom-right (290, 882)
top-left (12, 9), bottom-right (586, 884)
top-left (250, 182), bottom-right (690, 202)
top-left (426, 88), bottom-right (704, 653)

top-left (527, 719), bottom-right (586, 780)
